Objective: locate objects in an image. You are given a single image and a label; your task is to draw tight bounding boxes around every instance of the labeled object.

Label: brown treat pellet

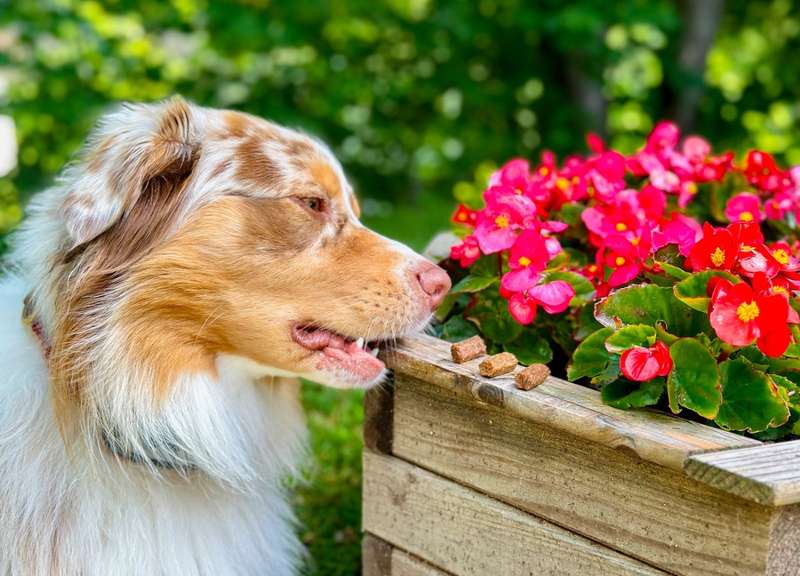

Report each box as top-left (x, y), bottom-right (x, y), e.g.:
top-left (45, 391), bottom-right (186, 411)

top-left (479, 352), bottom-right (518, 377)
top-left (515, 363), bottom-right (550, 391)
top-left (450, 335), bottom-right (487, 364)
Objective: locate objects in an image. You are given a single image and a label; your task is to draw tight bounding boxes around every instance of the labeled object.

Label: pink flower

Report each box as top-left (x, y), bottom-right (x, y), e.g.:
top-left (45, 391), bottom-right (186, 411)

top-left (681, 136), bottom-right (711, 164)
top-left (507, 281), bottom-right (576, 325)
top-left (765, 192), bottom-right (794, 220)
top-left (725, 193), bottom-right (764, 223)
top-left (473, 187), bottom-right (536, 253)
top-left (488, 158), bottom-right (533, 195)
top-left (601, 235), bottom-right (644, 287)
top-left (500, 230), bottom-right (550, 292)
top-left (651, 213), bottom-right (703, 256)
top-left (450, 235), bottom-right (481, 267)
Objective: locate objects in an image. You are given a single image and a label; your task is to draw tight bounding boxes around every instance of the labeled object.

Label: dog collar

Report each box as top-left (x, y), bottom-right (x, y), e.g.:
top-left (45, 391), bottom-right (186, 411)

top-left (22, 294), bottom-right (195, 474)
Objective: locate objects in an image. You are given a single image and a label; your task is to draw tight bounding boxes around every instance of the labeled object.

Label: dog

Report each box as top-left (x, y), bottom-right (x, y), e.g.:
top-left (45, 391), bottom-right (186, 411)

top-left (0, 97), bottom-right (450, 575)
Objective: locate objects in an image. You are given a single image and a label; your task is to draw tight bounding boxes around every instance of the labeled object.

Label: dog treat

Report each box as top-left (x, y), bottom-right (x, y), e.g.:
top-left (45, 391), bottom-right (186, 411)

top-left (479, 352), bottom-right (517, 377)
top-left (515, 363), bottom-right (550, 391)
top-left (450, 335), bottom-right (487, 363)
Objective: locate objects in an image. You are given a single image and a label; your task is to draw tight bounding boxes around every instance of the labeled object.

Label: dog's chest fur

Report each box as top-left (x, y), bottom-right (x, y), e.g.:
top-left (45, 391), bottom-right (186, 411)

top-left (0, 276), bottom-right (308, 576)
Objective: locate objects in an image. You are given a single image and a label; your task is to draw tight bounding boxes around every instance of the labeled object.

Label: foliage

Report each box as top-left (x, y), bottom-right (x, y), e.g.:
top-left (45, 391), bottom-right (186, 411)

top-left (440, 122), bottom-right (800, 436)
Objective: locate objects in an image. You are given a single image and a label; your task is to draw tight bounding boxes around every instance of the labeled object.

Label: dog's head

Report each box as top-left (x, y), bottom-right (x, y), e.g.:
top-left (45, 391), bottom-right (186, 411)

top-left (44, 98), bottom-right (449, 399)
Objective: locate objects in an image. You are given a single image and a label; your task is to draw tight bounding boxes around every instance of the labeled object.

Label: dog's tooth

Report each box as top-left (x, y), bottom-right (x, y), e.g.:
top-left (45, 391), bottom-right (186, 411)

top-left (356, 337), bottom-right (365, 349)
top-left (371, 347), bottom-right (380, 357)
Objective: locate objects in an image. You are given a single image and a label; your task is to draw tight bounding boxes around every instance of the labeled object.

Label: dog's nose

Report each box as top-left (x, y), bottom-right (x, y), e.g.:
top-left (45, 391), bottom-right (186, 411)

top-left (414, 262), bottom-right (451, 310)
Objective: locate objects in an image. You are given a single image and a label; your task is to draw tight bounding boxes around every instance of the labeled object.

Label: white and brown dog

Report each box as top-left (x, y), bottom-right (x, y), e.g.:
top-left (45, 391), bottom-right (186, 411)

top-left (0, 98), bottom-right (450, 575)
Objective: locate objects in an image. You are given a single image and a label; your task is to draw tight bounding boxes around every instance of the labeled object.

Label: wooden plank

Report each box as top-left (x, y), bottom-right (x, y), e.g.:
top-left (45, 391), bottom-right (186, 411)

top-left (363, 451), bottom-right (669, 576)
top-left (392, 548), bottom-right (452, 576)
top-left (384, 334), bottom-right (759, 470)
top-left (363, 533), bottom-right (393, 576)
top-left (685, 441), bottom-right (800, 506)
top-left (392, 376), bottom-right (781, 576)
top-left (364, 376), bottom-right (395, 454)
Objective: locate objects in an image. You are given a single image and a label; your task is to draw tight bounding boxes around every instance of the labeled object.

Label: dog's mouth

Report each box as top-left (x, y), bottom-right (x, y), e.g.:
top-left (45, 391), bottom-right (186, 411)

top-left (291, 323), bottom-right (386, 384)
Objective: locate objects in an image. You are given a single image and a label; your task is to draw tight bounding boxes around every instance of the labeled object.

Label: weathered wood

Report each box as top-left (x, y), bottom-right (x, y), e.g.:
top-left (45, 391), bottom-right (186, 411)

top-left (363, 451), bottom-right (670, 576)
top-left (363, 533), bottom-right (393, 576)
top-left (363, 377), bottom-right (394, 454)
top-left (384, 334), bottom-right (759, 470)
top-left (392, 375), bottom-right (785, 576)
top-left (392, 548), bottom-right (452, 576)
top-left (685, 441), bottom-right (800, 506)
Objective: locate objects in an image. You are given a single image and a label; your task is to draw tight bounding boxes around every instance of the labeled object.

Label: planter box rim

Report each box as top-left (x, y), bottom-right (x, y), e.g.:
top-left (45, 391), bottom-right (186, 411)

top-left (384, 333), bottom-right (800, 506)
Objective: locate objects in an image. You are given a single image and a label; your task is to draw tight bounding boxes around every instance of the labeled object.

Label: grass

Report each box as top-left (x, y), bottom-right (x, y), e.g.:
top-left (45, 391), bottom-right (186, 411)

top-left (296, 192), bottom-right (451, 576)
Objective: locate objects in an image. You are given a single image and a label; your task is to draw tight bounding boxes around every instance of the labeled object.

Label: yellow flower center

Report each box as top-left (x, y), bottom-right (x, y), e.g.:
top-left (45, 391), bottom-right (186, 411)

top-left (739, 211), bottom-right (754, 222)
top-left (518, 256), bottom-right (532, 267)
top-left (556, 177), bottom-right (569, 191)
top-left (615, 222), bottom-right (627, 232)
top-left (495, 214), bottom-right (510, 228)
top-left (588, 264), bottom-right (598, 273)
top-left (457, 212), bottom-right (467, 221)
top-left (572, 176), bottom-right (580, 185)
top-left (587, 186), bottom-right (595, 197)
top-left (773, 286), bottom-right (789, 296)
top-left (686, 182), bottom-right (698, 195)
top-left (710, 247), bottom-right (726, 267)
top-left (538, 166), bottom-right (550, 176)
top-left (631, 236), bottom-right (641, 246)
top-left (736, 301), bottom-right (760, 322)
top-left (514, 186), bottom-right (524, 195)
top-left (774, 249), bottom-right (790, 265)
top-left (614, 256), bottom-right (626, 267)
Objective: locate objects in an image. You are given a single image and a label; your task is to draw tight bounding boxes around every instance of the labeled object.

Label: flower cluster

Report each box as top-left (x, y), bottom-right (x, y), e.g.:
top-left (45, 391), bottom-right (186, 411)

top-left (444, 122), bottom-right (800, 437)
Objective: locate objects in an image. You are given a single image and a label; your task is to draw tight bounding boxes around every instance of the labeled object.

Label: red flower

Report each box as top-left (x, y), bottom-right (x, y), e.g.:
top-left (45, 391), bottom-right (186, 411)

top-left (743, 150), bottom-right (789, 193)
top-left (709, 279), bottom-right (794, 357)
top-left (451, 204), bottom-right (478, 227)
top-left (687, 223), bottom-right (737, 271)
top-left (601, 235), bottom-right (647, 287)
top-left (620, 341), bottom-right (672, 381)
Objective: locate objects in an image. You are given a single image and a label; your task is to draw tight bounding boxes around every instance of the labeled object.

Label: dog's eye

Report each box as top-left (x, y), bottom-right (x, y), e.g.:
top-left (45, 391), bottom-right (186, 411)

top-left (300, 197), bottom-right (326, 213)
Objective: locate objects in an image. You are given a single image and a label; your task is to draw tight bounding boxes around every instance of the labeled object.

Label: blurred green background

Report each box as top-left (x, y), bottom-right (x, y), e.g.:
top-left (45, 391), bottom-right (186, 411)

top-left (2, 1), bottom-right (800, 574)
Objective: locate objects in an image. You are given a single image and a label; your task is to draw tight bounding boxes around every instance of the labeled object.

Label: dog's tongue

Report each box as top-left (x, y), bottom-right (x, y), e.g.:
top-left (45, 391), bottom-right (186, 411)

top-left (293, 325), bottom-right (384, 381)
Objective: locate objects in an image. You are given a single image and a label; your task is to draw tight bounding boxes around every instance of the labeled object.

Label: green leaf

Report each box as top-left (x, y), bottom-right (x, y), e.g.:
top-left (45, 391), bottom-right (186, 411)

top-left (594, 284), bottom-right (708, 336)
top-left (553, 202), bottom-right (583, 227)
top-left (667, 338), bottom-right (722, 419)
top-left (654, 321), bottom-right (680, 346)
top-left (435, 292), bottom-right (459, 321)
top-left (451, 274), bottom-right (497, 293)
top-left (656, 261), bottom-right (690, 280)
top-left (438, 315), bottom-right (479, 342)
top-left (466, 291), bottom-right (523, 344)
top-left (604, 324), bottom-right (656, 353)
top-left (601, 378), bottom-right (664, 409)
top-left (567, 327), bottom-right (614, 381)
top-left (591, 355), bottom-right (620, 386)
top-left (504, 329), bottom-right (553, 365)
top-left (545, 271), bottom-right (595, 306)
top-left (715, 359), bottom-right (791, 433)
top-left (673, 270), bottom-right (740, 312)
top-left (576, 303), bottom-right (603, 341)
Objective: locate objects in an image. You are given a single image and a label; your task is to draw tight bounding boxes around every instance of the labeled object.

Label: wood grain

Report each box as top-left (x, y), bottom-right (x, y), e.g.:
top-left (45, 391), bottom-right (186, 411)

top-left (363, 451), bottom-right (669, 576)
top-left (392, 548), bottom-right (453, 576)
top-left (383, 334), bottom-right (759, 470)
top-left (392, 375), bottom-right (781, 576)
top-left (364, 377), bottom-right (395, 454)
top-left (685, 441), bottom-right (800, 506)
top-left (363, 533), bottom-right (393, 576)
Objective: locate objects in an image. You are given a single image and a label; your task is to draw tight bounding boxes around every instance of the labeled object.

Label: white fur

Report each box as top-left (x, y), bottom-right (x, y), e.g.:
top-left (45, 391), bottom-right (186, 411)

top-left (0, 113), bottom-right (311, 573)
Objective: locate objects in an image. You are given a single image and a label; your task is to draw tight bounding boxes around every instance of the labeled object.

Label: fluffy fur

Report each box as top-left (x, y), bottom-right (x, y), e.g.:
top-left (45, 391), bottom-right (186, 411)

top-left (0, 98), bottom-right (448, 575)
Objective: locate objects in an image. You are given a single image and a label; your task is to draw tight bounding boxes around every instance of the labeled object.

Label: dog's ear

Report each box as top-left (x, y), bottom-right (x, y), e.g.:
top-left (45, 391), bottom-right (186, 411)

top-left (61, 97), bottom-right (202, 249)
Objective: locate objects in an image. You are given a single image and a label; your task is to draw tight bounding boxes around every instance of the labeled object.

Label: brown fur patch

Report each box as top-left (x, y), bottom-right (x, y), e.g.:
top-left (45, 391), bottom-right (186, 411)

top-left (309, 160), bottom-right (342, 200)
top-left (86, 136), bottom-right (115, 173)
top-left (235, 137), bottom-right (284, 191)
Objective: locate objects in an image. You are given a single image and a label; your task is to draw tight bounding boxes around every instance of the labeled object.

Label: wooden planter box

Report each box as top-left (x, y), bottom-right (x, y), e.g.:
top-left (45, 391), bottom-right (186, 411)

top-left (362, 334), bottom-right (800, 576)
